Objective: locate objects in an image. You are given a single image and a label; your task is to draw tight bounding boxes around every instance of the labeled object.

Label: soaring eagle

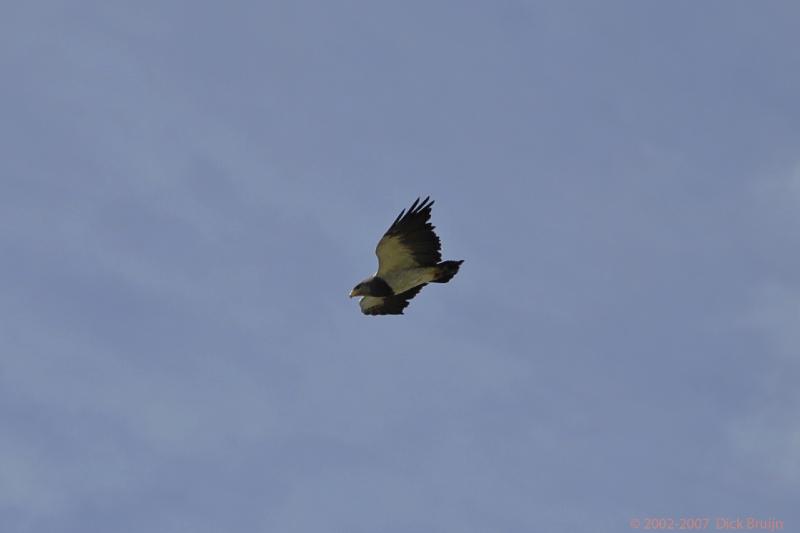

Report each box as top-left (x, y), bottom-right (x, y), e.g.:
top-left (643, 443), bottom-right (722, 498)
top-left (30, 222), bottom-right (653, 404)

top-left (350, 197), bottom-right (463, 315)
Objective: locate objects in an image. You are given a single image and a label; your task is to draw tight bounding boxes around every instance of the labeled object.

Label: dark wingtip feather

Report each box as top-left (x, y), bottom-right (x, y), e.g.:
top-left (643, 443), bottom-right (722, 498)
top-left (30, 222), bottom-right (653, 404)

top-left (415, 196), bottom-right (433, 213)
top-left (387, 196), bottom-right (436, 233)
top-left (391, 208), bottom-right (406, 226)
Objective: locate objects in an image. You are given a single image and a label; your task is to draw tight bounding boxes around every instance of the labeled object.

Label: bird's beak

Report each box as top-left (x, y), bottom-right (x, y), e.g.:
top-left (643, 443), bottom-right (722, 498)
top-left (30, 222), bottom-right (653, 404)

top-left (349, 290), bottom-right (357, 298)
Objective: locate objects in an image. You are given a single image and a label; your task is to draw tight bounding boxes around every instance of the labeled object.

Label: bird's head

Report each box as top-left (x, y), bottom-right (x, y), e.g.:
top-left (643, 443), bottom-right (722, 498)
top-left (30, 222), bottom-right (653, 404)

top-left (350, 277), bottom-right (392, 298)
top-left (349, 282), bottom-right (367, 298)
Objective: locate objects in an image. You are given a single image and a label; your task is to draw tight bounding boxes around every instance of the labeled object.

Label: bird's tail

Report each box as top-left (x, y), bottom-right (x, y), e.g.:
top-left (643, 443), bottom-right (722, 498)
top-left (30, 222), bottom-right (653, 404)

top-left (432, 260), bottom-right (464, 283)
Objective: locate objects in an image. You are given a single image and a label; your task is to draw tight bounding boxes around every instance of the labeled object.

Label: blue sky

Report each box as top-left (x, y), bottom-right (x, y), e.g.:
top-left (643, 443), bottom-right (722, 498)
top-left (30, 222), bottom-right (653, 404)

top-left (2, 2), bottom-right (799, 532)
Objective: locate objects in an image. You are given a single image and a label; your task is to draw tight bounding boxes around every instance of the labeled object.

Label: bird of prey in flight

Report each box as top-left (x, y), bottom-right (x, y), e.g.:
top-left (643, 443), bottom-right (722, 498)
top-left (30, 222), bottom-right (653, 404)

top-left (350, 197), bottom-right (463, 315)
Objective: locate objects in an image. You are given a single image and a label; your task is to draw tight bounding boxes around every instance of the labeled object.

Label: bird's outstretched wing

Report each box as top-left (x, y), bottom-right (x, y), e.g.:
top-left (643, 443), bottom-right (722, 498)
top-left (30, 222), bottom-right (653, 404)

top-left (358, 285), bottom-right (426, 315)
top-left (375, 197), bottom-right (441, 275)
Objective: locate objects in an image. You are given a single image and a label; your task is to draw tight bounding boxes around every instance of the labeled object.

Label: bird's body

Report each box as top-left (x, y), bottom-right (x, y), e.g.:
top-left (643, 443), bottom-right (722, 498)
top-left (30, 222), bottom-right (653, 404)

top-left (350, 197), bottom-right (463, 315)
top-left (381, 266), bottom-right (437, 294)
